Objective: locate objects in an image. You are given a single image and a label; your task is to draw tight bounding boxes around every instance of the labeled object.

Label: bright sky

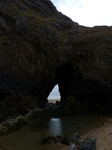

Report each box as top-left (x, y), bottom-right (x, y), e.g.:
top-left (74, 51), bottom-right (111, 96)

top-left (48, 85), bottom-right (60, 100)
top-left (51, 0), bottom-right (112, 27)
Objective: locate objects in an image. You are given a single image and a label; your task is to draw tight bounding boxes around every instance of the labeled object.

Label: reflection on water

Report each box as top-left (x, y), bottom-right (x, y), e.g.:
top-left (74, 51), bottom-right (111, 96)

top-left (0, 116), bottom-right (110, 150)
top-left (48, 118), bottom-right (62, 135)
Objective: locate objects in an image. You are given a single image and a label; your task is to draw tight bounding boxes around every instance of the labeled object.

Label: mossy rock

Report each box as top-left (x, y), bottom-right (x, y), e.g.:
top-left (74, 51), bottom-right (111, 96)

top-left (41, 135), bottom-right (63, 144)
top-left (0, 117), bottom-right (28, 135)
top-left (78, 138), bottom-right (96, 150)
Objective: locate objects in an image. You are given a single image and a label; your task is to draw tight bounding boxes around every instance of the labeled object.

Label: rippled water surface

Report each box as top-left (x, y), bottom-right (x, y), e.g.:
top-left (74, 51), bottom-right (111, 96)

top-left (0, 116), bottom-right (109, 150)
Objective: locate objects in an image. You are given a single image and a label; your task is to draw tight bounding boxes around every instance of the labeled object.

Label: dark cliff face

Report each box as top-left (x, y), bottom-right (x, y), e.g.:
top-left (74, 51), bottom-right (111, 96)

top-left (0, 0), bottom-right (112, 121)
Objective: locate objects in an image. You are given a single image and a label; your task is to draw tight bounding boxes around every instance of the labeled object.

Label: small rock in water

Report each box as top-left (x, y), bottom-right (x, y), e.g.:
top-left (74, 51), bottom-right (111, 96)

top-left (55, 101), bottom-right (60, 105)
top-left (72, 133), bottom-right (81, 143)
top-left (41, 135), bottom-right (63, 144)
top-left (62, 135), bottom-right (72, 145)
top-left (69, 144), bottom-right (76, 150)
top-left (78, 126), bottom-right (82, 129)
top-left (102, 122), bottom-right (107, 125)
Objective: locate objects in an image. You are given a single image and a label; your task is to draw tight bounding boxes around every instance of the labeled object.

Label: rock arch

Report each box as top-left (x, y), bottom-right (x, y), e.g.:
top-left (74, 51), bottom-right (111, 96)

top-left (0, 0), bottom-right (112, 122)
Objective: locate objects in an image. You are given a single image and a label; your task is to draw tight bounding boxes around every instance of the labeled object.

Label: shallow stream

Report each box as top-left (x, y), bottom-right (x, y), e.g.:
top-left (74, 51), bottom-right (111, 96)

top-left (0, 116), bottom-right (109, 150)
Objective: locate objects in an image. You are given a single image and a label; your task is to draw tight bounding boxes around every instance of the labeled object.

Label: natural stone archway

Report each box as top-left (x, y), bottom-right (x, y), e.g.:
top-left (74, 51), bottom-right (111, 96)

top-left (0, 0), bottom-right (112, 121)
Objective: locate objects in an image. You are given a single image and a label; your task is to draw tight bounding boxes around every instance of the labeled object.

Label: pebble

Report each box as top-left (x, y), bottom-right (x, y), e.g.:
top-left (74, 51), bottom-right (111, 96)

top-left (92, 127), bottom-right (96, 130)
top-left (69, 144), bottom-right (76, 150)
top-left (78, 126), bottom-right (82, 129)
top-left (102, 122), bottom-right (107, 125)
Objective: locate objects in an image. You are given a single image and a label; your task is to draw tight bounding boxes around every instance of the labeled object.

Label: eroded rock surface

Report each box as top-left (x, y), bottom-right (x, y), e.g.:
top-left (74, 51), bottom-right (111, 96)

top-left (0, 0), bottom-right (112, 121)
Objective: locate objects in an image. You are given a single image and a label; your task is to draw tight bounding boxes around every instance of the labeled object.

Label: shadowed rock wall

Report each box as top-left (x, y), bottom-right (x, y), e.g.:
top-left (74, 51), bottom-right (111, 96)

top-left (0, 0), bottom-right (112, 121)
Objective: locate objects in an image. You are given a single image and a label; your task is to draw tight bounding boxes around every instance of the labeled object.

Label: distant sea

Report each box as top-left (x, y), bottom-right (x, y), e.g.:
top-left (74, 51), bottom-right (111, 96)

top-left (48, 98), bottom-right (60, 103)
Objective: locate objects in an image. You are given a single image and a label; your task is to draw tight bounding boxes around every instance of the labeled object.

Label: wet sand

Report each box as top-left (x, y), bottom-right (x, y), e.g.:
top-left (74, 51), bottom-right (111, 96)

top-left (81, 118), bottom-right (112, 150)
top-left (0, 116), bottom-right (111, 150)
top-left (59, 118), bottom-right (112, 150)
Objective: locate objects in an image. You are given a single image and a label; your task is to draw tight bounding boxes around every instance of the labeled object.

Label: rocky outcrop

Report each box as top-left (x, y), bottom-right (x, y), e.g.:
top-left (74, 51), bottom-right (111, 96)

top-left (41, 134), bottom-right (96, 150)
top-left (0, 0), bottom-right (112, 121)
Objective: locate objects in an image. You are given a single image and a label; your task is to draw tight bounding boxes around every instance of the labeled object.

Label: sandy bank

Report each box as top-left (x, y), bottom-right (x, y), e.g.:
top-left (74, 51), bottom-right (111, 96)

top-left (81, 118), bottom-right (112, 150)
top-left (59, 118), bottom-right (112, 150)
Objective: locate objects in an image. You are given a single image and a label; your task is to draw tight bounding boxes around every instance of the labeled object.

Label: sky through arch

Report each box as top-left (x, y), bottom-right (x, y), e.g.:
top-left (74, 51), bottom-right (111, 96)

top-left (48, 85), bottom-right (60, 100)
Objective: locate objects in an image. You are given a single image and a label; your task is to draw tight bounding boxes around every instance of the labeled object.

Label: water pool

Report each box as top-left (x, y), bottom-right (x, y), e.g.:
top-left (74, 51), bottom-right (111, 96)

top-left (0, 116), bottom-right (109, 150)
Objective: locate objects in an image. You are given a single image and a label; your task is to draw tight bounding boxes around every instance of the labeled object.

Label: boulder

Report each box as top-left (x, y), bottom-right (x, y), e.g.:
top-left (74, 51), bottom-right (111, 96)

top-left (41, 135), bottom-right (63, 144)
top-left (61, 135), bottom-right (73, 145)
top-left (78, 138), bottom-right (96, 150)
top-left (72, 133), bottom-right (81, 143)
